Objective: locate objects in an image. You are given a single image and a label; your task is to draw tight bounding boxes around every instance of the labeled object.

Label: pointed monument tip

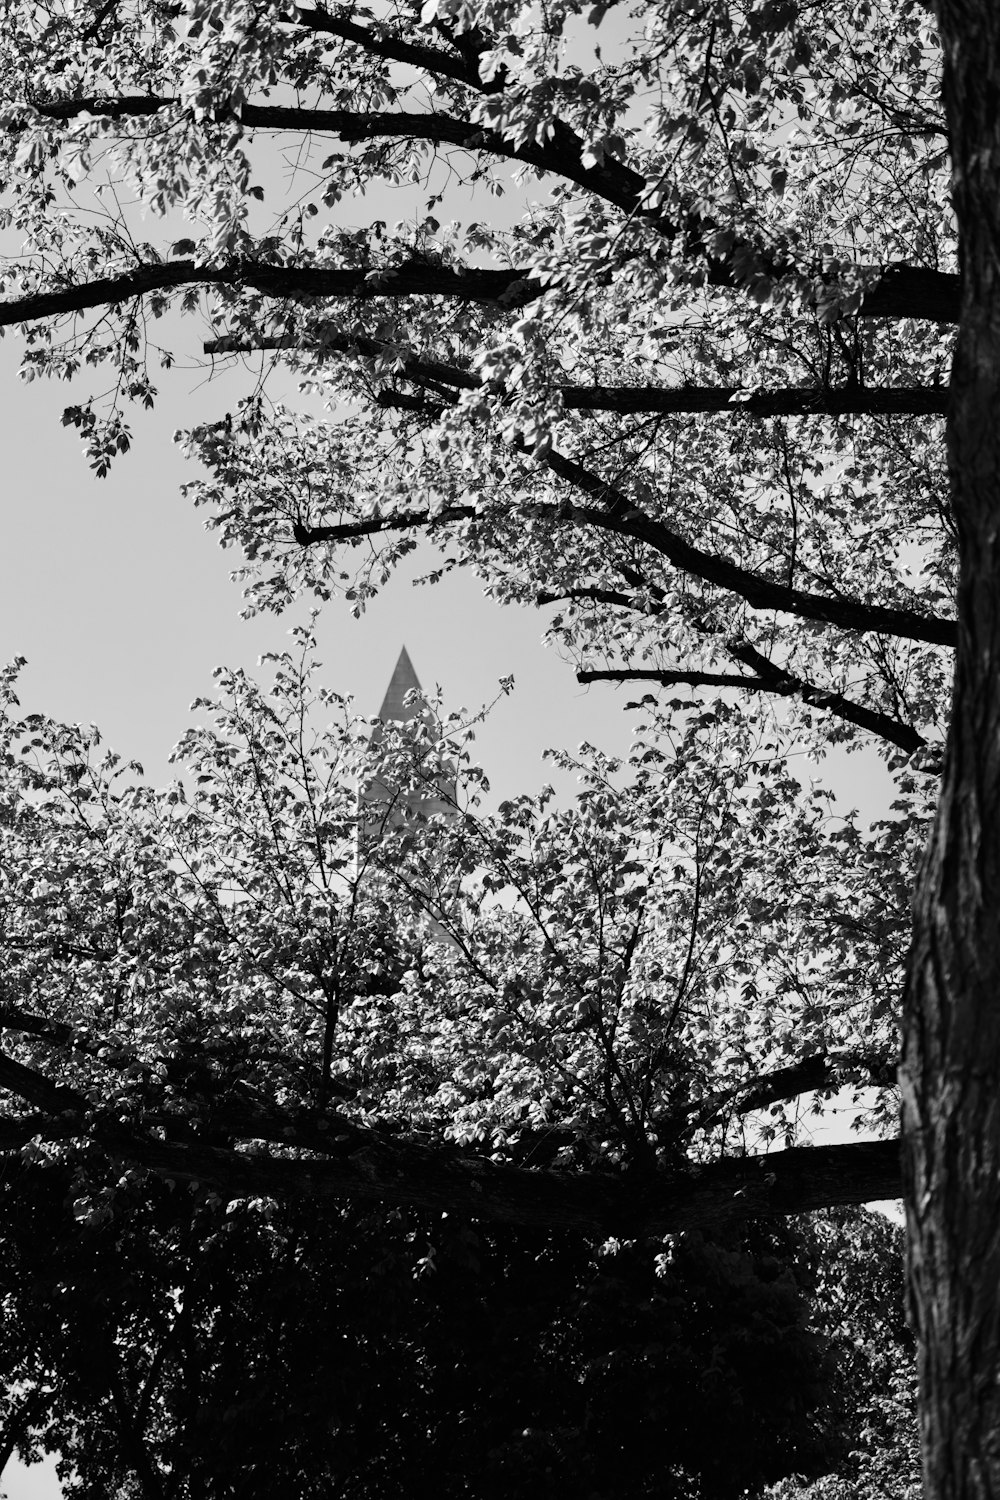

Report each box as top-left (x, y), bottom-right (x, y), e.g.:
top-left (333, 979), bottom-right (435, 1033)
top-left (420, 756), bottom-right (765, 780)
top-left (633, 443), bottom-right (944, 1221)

top-left (395, 644), bottom-right (418, 682)
top-left (377, 644), bottom-right (424, 723)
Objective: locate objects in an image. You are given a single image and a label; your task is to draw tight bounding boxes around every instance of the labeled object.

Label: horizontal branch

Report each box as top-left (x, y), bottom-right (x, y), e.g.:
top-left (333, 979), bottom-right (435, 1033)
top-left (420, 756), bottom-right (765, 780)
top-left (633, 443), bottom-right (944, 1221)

top-left (206, 330), bottom-right (945, 419)
top-left (207, 328), bottom-right (483, 394)
top-left (0, 1044), bottom-right (900, 1231)
top-left (19, 95), bottom-right (959, 323)
top-left (0, 259), bottom-right (538, 329)
top-left (724, 636), bottom-right (928, 752)
top-left (292, 505), bottom-right (477, 548)
top-left (0, 1049), bottom-right (86, 1114)
top-left (560, 384), bottom-right (949, 418)
top-left (658, 1049), bottom-right (899, 1145)
top-left (297, 484), bottom-right (954, 647)
top-left (290, 5), bottom-right (500, 92)
top-left (581, 666), bottom-right (770, 690)
top-left (548, 575), bottom-right (934, 749)
top-left (29, 95), bottom-right (646, 212)
top-left (578, 660), bottom-right (927, 754)
top-left (88, 1114), bottom-right (900, 1235)
top-left (0, 1006), bottom-right (74, 1045)
top-left (732, 1050), bottom-right (898, 1116)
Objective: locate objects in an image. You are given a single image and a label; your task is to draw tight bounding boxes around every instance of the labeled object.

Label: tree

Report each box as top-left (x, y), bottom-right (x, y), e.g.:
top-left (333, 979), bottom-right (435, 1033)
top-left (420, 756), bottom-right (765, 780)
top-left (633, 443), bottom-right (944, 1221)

top-left (787, 1209), bottom-right (922, 1500)
top-left (0, 0), bottom-right (990, 1492)
top-left (2, 1153), bottom-right (861, 1499)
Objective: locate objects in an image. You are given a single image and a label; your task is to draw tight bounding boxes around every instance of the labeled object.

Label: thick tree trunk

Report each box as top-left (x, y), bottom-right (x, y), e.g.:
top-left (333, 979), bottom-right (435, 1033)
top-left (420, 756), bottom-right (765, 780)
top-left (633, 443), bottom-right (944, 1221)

top-left (903, 5), bottom-right (1000, 1496)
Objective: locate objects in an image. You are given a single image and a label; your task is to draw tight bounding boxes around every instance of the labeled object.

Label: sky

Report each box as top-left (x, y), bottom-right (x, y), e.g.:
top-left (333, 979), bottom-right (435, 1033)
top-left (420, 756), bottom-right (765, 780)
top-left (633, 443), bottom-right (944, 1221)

top-left (0, 342), bottom-right (641, 791)
top-left (0, 329), bottom-right (895, 810)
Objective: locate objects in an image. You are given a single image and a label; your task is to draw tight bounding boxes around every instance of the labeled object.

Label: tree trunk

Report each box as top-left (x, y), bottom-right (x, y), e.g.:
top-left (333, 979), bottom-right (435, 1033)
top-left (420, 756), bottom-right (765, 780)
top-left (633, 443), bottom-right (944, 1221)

top-left (903, 5), bottom-right (1000, 1496)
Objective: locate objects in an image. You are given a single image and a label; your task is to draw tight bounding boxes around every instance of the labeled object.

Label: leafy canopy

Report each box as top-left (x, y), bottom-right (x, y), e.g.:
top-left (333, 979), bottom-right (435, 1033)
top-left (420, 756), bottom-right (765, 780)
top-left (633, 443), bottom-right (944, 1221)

top-left (0, 0), bottom-right (949, 1258)
top-left (0, 0), bottom-right (953, 1488)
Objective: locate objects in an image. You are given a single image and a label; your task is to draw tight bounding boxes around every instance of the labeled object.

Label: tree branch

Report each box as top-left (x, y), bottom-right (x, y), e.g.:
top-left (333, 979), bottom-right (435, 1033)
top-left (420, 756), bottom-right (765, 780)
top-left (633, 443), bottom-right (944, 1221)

top-left (725, 635), bottom-right (928, 752)
top-left (205, 328), bottom-right (949, 418)
top-left (86, 1114), bottom-right (900, 1235)
top-left (0, 1006), bottom-right (74, 1046)
top-left (578, 661), bottom-right (927, 754)
top-left (28, 96), bottom-right (646, 208)
top-left (0, 1050), bottom-right (901, 1231)
top-left (206, 328), bottom-right (483, 392)
top-left (0, 259), bottom-right (539, 329)
top-left (544, 575), bottom-right (934, 749)
top-left (0, 1050), bottom-right (87, 1114)
top-left (289, 5), bottom-right (501, 92)
top-left (582, 666), bottom-right (775, 690)
top-left (538, 448), bottom-right (957, 646)
top-left (18, 94), bottom-right (960, 323)
top-left (292, 505), bottom-right (477, 549)
top-left (657, 1049), bottom-right (898, 1145)
top-left (559, 384), bottom-right (949, 418)
top-left (296, 488), bottom-right (954, 646)
top-left (206, 326), bottom-right (952, 419)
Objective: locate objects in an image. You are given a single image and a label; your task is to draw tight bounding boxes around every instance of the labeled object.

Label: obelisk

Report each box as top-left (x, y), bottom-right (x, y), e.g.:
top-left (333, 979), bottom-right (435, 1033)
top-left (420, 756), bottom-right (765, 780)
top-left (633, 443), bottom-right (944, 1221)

top-left (359, 647), bottom-right (457, 842)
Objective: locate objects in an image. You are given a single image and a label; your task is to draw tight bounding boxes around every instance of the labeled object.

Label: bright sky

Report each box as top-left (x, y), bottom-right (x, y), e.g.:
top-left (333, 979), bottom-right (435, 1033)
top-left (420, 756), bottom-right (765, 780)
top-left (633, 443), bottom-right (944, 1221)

top-left (1, 339), bottom-right (642, 778)
top-left (2, 1455), bottom-right (61, 1500)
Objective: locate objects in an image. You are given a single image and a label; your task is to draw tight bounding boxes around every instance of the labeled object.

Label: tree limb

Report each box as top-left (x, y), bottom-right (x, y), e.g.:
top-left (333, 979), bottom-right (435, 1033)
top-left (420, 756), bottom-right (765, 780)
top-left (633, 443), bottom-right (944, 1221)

top-left (292, 505), bottom-right (477, 549)
top-left (86, 1115), bottom-right (900, 1235)
top-left (657, 1049), bottom-right (898, 1144)
top-left (16, 92), bottom-right (961, 323)
top-left (538, 449), bottom-right (957, 646)
top-left (0, 259), bottom-right (539, 329)
top-left (289, 5), bottom-right (501, 92)
top-left (559, 384), bottom-right (949, 418)
top-left (0, 1006), bottom-right (75, 1046)
top-left (205, 331), bottom-right (950, 419)
top-left (583, 666), bottom-right (776, 690)
top-left (578, 663), bottom-right (927, 754)
top-left (28, 96), bottom-right (645, 209)
top-left (545, 574), bottom-right (934, 749)
top-left (0, 1051), bottom-right (901, 1231)
top-left (0, 1050), bottom-right (87, 1114)
top-left (296, 492), bottom-right (954, 646)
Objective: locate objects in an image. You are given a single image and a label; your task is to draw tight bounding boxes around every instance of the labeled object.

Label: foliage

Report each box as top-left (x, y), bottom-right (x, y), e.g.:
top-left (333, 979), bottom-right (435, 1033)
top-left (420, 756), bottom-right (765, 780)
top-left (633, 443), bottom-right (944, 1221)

top-left (0, 636), bottom-right (910, 1493)
top-left (3, 1158), bottom-right (902, 1499)
top-left (0, 0), bottom-right (968, 1489)
top-left (0, 637), bottom-right (905, 1183)
top-left (798, 1210), bottom-right (920, 1499)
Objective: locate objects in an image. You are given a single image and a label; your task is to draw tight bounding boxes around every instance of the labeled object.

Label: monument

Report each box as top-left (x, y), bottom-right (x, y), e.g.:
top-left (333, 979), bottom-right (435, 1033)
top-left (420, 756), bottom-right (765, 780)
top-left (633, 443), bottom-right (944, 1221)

top-left (358, 646), bottom-right (458, 847)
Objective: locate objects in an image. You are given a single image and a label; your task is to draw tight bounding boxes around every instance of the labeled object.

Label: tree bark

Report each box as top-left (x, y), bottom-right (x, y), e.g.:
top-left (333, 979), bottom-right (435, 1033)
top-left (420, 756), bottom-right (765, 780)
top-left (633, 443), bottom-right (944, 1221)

top-left (903, 4), bottom-right (1000, 1497)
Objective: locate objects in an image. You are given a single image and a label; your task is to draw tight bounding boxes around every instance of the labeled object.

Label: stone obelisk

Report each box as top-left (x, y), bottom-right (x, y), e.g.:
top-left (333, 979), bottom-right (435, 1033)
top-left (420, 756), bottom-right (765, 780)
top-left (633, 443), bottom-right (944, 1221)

top-left (359, 646), bottom-right (457, 844)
